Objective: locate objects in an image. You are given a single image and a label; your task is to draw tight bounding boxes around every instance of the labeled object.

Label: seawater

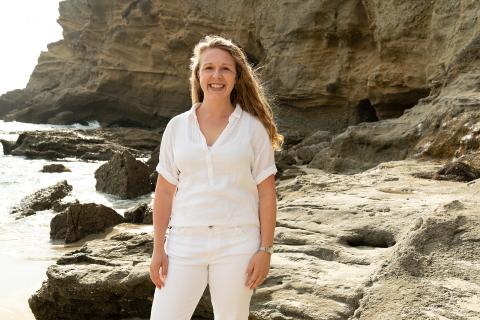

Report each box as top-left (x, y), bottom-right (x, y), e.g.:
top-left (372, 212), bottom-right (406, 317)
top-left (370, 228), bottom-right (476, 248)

top-left (0, 120), bottom-right (154, 319)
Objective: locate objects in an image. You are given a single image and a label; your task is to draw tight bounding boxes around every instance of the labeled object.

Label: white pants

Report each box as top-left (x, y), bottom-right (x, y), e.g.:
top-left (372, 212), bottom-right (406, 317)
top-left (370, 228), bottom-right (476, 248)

top-left (150, 224), bottom-right (261, 320)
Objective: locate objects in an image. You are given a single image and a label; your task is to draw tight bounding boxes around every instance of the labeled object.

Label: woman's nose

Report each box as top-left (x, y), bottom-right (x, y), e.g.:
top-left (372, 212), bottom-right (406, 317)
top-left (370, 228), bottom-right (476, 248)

top-left (212, 69), bottom-right (222, 78)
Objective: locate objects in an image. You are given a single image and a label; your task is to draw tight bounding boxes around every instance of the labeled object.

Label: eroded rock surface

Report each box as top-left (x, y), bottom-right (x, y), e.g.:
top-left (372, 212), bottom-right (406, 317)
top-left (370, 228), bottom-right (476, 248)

top-left (30, 160), bottom-right (480, 319)
top-left (3, 130), bottom-right (132, 160)
top-left (50, 203), bottom-right (125, 243)
top-left (10, 180), bottom-right (73, 218)
top-left (29, 232), bottom-right (155, 320)
top-left (2, 128), bottom-right (159, 161)
top-left (95, 150), bottom-right (151, 199)
top-left (353, 202), bottom-right (480, 320)
top-left (2, 0), bottom-right (478, 139)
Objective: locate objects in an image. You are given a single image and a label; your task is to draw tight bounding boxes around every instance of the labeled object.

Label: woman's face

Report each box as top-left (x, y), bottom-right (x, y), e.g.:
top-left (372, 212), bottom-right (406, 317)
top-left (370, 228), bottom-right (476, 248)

top-left (198, 48), bottom-right (237, 101)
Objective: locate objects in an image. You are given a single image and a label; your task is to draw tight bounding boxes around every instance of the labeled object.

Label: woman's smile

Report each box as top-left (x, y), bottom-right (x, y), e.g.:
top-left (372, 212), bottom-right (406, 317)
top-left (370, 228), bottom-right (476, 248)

top-left (209, 83), bottom-right (226, 90)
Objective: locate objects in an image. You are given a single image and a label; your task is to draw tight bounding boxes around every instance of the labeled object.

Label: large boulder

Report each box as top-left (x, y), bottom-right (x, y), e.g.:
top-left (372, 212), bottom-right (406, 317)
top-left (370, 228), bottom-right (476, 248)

top-left (50, 203), bottom-right (124, 243)
top-left (29, 232), bottom-right (158, 320)
top-left (124, 203), bottom-right (153, 224)
top-left (95, 150), bottom-right (151, 199)
top-left (10, 180), bottom-right (73, 218)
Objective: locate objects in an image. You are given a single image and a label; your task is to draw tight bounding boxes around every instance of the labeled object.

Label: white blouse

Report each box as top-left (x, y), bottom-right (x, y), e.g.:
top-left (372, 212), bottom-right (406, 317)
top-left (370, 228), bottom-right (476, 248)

top-left (155, 102), bottom-right (278, 227)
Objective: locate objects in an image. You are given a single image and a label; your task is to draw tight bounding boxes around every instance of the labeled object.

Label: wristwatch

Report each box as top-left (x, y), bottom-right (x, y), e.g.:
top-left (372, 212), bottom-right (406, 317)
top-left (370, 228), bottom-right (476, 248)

top-left (258, 246), bottom-right (274, 254)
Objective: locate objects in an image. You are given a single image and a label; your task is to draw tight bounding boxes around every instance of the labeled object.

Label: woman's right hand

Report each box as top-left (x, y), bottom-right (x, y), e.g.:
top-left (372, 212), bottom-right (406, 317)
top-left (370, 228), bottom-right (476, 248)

top-left (150, 249), bottom-right (169, 289)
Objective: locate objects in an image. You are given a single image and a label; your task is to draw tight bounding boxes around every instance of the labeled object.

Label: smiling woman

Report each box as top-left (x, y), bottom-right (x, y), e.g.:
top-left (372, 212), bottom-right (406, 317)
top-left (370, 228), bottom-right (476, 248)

top-left (149, 35), bottom-right (283, 319)
top-left (0, 0), bottom-right (63, 95)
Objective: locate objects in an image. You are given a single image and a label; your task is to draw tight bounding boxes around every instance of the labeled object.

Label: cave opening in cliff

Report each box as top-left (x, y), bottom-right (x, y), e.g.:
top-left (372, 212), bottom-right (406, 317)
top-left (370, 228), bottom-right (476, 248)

top-left (371, 89), bottom-right (431, 120)
top-left (355, 99), bottom-right (378, 123)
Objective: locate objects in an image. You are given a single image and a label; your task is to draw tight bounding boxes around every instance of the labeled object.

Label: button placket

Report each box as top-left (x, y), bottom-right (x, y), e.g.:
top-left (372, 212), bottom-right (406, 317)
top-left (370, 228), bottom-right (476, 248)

top-left (192, 104), bottom-right (240, 186)
top-left (206, 152), bottom-right (214, 185)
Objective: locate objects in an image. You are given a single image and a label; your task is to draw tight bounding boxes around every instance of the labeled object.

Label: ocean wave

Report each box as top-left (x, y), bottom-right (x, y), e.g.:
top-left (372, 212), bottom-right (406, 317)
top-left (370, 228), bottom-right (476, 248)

top-left (0, 120), bottom-right (101, 133)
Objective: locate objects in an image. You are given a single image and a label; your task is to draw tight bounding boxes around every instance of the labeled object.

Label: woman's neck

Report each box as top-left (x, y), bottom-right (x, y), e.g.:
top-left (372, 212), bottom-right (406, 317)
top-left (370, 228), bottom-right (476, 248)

top-left (199, 97), bottom-right (235, 119)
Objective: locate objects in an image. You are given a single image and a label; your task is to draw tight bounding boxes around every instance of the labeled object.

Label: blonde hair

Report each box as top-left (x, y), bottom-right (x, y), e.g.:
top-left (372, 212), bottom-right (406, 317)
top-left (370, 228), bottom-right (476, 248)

top-left (189, 35), bottom-right (284, 151)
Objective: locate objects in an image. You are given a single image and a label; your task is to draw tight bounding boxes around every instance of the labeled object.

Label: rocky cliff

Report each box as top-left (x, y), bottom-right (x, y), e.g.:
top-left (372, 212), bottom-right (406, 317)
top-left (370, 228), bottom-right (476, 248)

top-left (0, 1), bottom-right (477, 137)
top-left (3, 1), bottom-right (479, 319)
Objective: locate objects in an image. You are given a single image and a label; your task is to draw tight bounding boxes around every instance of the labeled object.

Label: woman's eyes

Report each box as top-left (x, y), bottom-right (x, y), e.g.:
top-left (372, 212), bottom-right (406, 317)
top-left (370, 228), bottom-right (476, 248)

top-left (203, 66), bottom-right (231, 71)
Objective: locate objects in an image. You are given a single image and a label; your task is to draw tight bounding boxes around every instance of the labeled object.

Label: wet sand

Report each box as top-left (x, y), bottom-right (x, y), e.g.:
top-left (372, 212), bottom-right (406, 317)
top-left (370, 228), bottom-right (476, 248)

top-left (0, 223), bottom-right (152, 319)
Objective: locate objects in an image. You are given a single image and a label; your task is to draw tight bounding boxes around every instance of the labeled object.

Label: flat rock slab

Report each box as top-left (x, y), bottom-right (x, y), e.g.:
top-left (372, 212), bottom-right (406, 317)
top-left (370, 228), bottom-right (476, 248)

top-left (3, 128), bottom-right (160, 161)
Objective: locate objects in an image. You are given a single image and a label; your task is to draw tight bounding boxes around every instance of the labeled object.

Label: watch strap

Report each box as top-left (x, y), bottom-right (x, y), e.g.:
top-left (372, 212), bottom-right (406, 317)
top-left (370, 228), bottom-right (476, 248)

top-left (259, 246), bottom-right (274, 254)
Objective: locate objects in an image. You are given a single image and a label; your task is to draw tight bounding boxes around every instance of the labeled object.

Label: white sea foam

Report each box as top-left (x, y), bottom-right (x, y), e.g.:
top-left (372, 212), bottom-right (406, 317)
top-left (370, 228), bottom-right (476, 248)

top-left (0, 120), bottom-right (152, 318)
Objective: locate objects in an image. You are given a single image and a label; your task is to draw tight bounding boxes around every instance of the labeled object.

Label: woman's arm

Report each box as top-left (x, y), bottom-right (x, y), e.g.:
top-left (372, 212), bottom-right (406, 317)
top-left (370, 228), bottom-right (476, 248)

top-left (258, 175), bottom-right (277, 247)
top-left (152, 175), bottom-right (177, 252)
top-left (246, 174), bottom-right (277, 289)
top-left (150, 175), bottom-right (176, 289)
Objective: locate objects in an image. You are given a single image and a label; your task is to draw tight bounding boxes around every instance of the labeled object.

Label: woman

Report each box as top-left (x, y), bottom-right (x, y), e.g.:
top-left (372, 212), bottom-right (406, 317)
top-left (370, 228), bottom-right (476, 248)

top-left (149, 35), bottom-right (283, 319)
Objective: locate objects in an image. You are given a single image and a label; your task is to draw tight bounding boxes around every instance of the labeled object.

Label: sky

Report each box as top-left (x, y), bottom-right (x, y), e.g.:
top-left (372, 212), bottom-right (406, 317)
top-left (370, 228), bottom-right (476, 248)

top-left (0, 0), bottom-right (63, 95)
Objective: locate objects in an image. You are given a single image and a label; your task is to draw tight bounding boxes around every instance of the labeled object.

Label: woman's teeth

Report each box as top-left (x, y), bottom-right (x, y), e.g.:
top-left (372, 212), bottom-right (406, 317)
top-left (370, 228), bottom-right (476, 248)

top-left (209, 84), bottom-right (225, 89)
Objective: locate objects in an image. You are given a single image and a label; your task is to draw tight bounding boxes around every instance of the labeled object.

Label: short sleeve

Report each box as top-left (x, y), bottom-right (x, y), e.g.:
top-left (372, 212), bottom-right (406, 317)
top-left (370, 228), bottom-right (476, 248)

top-left (155, 120), bottom-right (179, 186)
top-left (251, 120), bottom-right (278, 185)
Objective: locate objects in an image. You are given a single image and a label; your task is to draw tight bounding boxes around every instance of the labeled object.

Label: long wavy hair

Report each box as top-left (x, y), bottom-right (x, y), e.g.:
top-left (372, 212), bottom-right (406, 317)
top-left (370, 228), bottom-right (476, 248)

top-left (189, 35), bottom-right (284, 151)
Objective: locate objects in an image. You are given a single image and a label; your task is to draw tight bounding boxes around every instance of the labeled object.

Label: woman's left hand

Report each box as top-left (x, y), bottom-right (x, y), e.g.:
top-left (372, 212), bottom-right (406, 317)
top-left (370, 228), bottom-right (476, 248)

top-left (245, 251), bottom-right (271, 289)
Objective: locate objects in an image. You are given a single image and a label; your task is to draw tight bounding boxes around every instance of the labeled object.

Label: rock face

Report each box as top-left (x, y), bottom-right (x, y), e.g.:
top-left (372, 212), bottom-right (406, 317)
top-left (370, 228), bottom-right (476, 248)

top-left (0, 89), bottom-right (32, 118)
top-left (353, 202), bottom-right (480, 320)
top-left (2, 128), bottom-right (159, 160)
top-left (1, 0), bottom-right (477, 138)
top-left (29, 161), bottom-right (480, 319)
top-left (124, 203), bottom-right (153, 224)
top-left (41, 163), bottom-right (71, 173)
top-left (307, 69), bottom-right (480, 173)
top-left (10, 180), bottom-right (73, 218)
top-left (95, 150), bottom-right (151, 199)
top-left (50, 203), bottom-right (124, 243)
top-left (29, 232), bottom-right (156, 320)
